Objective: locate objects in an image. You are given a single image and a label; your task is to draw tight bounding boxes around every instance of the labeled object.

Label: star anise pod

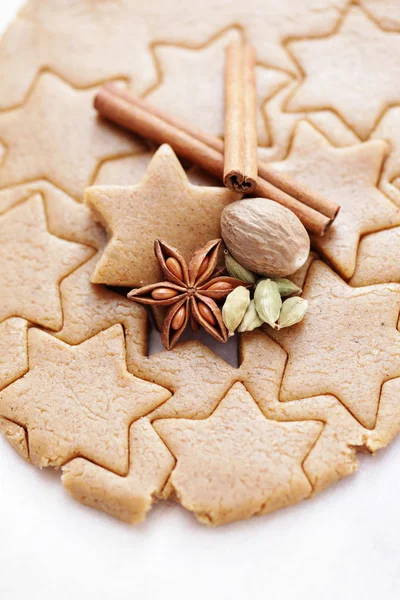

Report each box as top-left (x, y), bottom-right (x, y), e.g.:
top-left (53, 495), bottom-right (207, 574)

top-left (127, 239), bottom-right (248, 349)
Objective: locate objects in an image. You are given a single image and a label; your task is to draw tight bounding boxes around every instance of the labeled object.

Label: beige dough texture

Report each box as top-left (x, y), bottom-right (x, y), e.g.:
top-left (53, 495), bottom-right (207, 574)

top-left (1, 0), bottom-right (400, 527)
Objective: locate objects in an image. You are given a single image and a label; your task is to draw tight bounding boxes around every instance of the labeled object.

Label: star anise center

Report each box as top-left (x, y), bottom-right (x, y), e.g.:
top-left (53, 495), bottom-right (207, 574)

top-left (127, 239), bottom-right (249, 349)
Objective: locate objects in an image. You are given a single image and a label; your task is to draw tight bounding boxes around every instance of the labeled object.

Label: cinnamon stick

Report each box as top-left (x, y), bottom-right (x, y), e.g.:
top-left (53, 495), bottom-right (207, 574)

top-left (95, 87), bottom-right (227, 179)
top-left (223, 42), bottom-right (258, 194)
top-left (102, 83), bottom-right (339, 222)
top-left (95, 85), bottom-right (334, 235)
top-left (102, 82), bottom-right (226, 153)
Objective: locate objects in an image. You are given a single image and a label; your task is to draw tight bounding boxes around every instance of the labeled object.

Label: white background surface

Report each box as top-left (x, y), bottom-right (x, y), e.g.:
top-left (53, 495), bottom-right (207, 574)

top-left (1, 2), bottom-right (400, 599)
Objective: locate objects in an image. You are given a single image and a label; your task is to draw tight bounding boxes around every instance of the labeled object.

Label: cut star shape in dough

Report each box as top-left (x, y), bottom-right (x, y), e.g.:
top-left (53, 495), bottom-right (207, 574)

top-left (258, 81), bottom-right (359, 162)
top-left (147, 28), bottom-right (290, 146)
top-left (0, 2), bottom-right (157, 110)
top-left (143, 0), bottom-right (348, 75)
top-left (0, 325), bottom-right (171, 473)
top-left (271, 122), bottom-right (400, 279)
top-left (0, 195), bottom-right (93, 330)
top-left (0, 73), bottom-right (140, 200)
top-left (270, 261), bottom-right (400, 430)
top-left (86, 144), bottom-right (236, 286)
top-left (286, 7), bottom-right (400, 139)
top-left (154, 382), bottom-right (322, 525)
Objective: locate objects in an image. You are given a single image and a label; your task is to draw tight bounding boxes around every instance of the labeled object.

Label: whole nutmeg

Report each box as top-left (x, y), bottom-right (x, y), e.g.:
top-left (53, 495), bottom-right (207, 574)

top-left (221, 198), bottom-right (310, 277)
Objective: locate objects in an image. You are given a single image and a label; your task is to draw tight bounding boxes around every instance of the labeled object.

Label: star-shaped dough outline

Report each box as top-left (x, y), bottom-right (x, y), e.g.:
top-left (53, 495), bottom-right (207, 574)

top-left (0, 4), bottom-right (158, 110)
top-left (85, 144), bottom-right (236, 286)
top-left (0, 72), bottom-right (140, 200)
top-left (0, 325), bottom-right (171, 473)
top-left (270, 261), bottom-right (400, 430)
top-left (286, 6), bottom-right (400, 139)
top-left (0, 194), bottom-right (93, 329)
top-left (271, 121), bottom-right (400, 279)
top-left (154, 382), bottom-right (322, 525)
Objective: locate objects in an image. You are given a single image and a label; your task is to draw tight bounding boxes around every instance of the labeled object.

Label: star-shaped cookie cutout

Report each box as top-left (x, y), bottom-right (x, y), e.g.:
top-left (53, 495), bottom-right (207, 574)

top-left (0, 195), bottom-right (93, 329)
top-left (259, 81), bottom-right (359, 162)
top-left (238, 329), bottom-right (400, 490)
top-left (0, 73), bottom-right (141, 200)
top-left (270, 261), bottom-right (400, 430)
top-left (147, 29), bottom-right (289, 146)
top-left (86, 144), bottom-right (236, 286)
top-left (286, 7), bottom-right (400, 139)
top-left (271, 122), bottom-right (400, 279)
top-left (0, 3), bottom-right (157, 110)
top-left (143, 0), bottom-right (347, 75)
top-left (0, 325), bottom-right (170, 473)
top-left (154, 382), bottom-right (321, 525)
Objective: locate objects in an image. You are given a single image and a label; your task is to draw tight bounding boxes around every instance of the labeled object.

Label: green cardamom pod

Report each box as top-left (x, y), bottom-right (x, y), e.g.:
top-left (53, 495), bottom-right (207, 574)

top-left (222, 286), bottom-right (251, 336)
top-left (225, 252), bottom-right (256, 284)
top-left (271, 277), bottom-right (302, 297)
top-left (277, 297), bottom-right (308, 329)
top-left (237, 300), bottom-right (264, 333)
top-left (254, 279), bottom-right (282, 328)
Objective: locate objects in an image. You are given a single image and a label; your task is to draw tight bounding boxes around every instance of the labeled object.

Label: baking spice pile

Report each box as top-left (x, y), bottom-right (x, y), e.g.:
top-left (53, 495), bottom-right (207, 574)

top-left (93, 41), bottom-right (339, 349)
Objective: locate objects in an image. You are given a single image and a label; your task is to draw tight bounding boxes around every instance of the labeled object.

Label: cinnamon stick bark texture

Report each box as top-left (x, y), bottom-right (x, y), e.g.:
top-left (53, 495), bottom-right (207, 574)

top-left (94, 85), bottom-right (337, 235)
top-left (223, 42), bottom-right (258, 194)
top-left (95, 87), bottom-right (226, 180)
top-left (102, 84), bottom-right (338, 220)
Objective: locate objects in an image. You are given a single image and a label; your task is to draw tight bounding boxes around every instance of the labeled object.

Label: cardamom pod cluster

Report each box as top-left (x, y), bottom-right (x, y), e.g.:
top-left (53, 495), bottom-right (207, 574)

top-left (222, 252), bottom-right (308, 335)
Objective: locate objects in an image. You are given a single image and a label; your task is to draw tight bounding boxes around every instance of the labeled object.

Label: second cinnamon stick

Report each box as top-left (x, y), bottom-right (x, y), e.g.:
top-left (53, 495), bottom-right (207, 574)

top-left (94, 86), bottom-right (332, 235)
top-left (102, 84), bottom-right (338, 221)
top-left (223, 42), bottom-right (258, 194)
